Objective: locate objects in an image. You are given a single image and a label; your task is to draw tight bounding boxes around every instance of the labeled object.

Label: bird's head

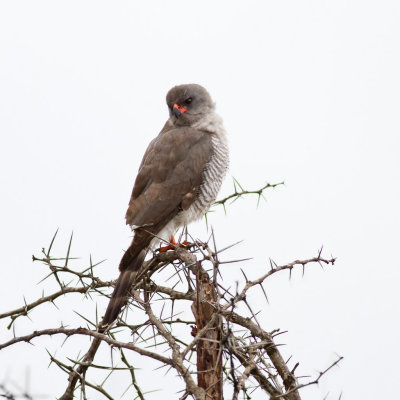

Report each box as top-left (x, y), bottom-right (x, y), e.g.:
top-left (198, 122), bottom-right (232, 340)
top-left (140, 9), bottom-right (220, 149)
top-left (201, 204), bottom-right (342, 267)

top-left (166, 84), bottom-right (215, 126)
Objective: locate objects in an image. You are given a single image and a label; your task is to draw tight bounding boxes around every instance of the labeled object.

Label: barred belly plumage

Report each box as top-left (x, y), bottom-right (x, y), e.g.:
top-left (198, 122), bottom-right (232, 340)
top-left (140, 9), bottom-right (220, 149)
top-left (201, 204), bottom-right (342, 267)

top-left (187, 135), bottom-right (229, 222)
top-left (182, 112), bottom-right (229, 225)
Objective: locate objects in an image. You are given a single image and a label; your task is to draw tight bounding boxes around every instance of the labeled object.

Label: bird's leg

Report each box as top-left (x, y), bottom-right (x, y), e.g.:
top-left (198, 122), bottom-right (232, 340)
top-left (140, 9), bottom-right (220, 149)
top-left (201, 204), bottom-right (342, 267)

top-left (159, 235), bottom-right (177, 252)
top-left (159, 235), bottom-right (189, 252)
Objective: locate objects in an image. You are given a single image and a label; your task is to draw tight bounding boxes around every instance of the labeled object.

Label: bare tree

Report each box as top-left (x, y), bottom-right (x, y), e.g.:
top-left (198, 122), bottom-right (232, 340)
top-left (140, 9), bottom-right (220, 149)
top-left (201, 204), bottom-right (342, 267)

top-left (0, 181), bottom-right (340, 400)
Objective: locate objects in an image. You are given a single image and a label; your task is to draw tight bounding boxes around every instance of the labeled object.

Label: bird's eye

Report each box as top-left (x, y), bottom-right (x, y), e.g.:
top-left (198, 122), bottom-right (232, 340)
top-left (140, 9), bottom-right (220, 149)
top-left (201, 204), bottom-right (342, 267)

top-left (184, 97), bottom-right (193, 105)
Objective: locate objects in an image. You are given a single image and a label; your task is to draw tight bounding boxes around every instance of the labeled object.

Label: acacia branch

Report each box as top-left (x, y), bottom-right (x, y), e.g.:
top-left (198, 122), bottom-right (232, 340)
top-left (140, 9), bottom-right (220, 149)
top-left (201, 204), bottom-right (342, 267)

top-left (223, 253), bottom-right (336, 310)
top-left (119, 348), bottom-right (145, 400)
top-left (232, 351), bottom-right (256, 400)
top-left (274, 356), bottom-right (343, 399)
top-left (221, 310), bottom-right (301, 399)
top-left (0, 327), bottom-right (172, 365)
top-left (143, 294), bottom-right (205, 400)
top-left (0, 284), bottom-right (109, 328)
top-left (48, 353), bottom-right (114, 400)
top-left (58, 249), bottom-right (193, 400)
top-left (1, 222), bottom-right (338, 400)
top-left (228, 339), bottom-right (281, 398)
top-left (213, 181), bottom-right (284, 207)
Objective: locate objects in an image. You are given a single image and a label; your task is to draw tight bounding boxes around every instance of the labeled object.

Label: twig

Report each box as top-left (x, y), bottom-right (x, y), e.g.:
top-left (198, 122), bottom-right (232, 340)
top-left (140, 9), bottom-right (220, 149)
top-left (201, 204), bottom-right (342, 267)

top-left (213, 181), bottom-right (284, 207)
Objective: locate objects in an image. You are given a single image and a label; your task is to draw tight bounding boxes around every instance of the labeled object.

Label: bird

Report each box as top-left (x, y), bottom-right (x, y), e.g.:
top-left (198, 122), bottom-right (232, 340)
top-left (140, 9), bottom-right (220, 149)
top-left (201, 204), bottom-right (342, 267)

top-left (101, 84), bottom-right (229, 327)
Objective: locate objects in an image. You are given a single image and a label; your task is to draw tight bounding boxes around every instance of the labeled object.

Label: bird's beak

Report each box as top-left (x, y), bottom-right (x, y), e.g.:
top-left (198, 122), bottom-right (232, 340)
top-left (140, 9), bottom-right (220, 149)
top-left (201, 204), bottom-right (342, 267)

top-left (173, 104), bottom-right (188, 118)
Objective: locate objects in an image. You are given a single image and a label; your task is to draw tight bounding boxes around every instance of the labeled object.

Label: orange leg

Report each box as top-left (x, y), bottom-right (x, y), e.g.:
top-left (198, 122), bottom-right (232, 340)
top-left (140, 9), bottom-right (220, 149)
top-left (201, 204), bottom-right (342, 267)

top-left (159, 235), bottom-right (190, 252)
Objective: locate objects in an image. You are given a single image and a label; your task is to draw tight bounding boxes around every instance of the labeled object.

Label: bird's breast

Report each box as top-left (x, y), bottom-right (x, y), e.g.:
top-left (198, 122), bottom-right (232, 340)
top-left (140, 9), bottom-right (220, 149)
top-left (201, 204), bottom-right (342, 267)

top-left (180, 131), bottom-right (229, 226)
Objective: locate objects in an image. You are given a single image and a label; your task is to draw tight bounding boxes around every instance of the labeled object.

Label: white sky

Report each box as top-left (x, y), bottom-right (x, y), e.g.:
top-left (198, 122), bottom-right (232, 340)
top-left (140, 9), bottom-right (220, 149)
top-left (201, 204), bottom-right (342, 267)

top-left (1, 1), bottom-right (399, 399)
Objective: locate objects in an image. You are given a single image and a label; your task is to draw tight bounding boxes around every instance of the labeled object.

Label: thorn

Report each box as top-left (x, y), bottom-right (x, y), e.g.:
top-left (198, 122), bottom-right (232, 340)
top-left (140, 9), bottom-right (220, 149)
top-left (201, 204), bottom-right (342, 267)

top-left (259, 283), bottom-right (269, 304)
top-left (219, 257), bottom-right (252, 265)
top-left (64, 232), bottom-right (74, 268)
top-left (47, 228), bottom-right (59, 257)
top-left (291, 362), bottom-right (299, 374)
top-left (233, 177), bottom-right (244, 191)
top-left (240, 268), bottom-right (249, 283)
top-left (217, 240), bottom-right (243, 254)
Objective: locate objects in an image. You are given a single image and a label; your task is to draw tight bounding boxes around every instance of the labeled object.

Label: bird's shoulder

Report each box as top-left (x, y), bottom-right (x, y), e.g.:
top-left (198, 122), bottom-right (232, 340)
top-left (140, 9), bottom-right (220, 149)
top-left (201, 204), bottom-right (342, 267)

top-left (135, 126), bottom-right (212, 186)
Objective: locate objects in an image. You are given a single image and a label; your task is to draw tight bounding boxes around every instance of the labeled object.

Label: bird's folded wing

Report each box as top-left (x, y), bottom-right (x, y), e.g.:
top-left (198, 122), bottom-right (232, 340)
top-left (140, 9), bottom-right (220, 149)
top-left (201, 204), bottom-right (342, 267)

top-left (125, 127), bottom-right (212, 229)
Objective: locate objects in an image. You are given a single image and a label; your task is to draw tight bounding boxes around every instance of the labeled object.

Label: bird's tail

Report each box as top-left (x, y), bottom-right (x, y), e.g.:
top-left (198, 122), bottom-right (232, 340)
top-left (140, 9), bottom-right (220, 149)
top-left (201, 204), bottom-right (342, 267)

top-left (101, 249), bottom-right (146, 328)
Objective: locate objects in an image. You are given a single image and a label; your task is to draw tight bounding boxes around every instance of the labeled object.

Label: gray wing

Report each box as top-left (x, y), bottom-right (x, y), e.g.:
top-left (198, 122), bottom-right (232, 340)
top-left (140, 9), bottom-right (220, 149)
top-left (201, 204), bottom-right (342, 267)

top-left (125, 126), bottom-right (212, 229)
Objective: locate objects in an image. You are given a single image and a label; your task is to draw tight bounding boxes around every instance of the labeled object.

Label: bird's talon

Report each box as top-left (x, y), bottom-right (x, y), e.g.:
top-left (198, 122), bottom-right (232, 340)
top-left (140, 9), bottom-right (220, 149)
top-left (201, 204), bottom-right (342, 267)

top-left (159, 244), bottom-right (176, 252)
top-left (159, 239), bottom-right (190, 252)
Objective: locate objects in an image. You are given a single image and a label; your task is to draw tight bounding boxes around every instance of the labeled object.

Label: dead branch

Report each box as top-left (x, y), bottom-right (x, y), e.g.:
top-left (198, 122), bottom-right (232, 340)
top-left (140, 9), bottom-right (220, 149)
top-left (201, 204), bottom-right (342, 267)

top-left (1, 181), bottom-right (340, 400)
top-left (0, 327), bottom-right (172, 365)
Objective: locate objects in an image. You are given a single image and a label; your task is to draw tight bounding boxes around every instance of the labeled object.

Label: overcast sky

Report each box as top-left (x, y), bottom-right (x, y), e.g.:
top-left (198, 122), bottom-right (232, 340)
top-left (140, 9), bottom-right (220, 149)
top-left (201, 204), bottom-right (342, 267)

top-left (1, 1), bottom-right (399, 399)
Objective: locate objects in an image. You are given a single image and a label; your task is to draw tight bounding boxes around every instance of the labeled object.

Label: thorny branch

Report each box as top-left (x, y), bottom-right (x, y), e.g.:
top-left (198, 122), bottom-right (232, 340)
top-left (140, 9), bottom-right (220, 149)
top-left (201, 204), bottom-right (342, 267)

top-left (213, 179), bottom-right (284, 209)
top-left (0, 285), bottom-right (109, 329)
top-left (0, 183), bottom-right (341, 400)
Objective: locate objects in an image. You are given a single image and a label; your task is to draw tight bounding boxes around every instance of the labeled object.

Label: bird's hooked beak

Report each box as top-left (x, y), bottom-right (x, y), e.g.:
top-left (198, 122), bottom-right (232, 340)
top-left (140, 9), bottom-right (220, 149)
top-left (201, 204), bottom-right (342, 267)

top-left (173, 104), bottom-right (188, 118)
